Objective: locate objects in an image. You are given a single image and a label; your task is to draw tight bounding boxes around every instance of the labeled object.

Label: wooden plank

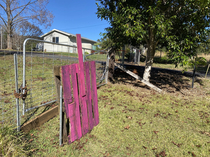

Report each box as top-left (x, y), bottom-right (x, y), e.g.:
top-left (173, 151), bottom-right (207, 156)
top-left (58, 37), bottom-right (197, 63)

top-left (54, 66), bottom-right (67, 143)
top-left (79, 96), bottom-right (89, 135)
top-left (21, 105), bottom-right (58, 133)
top-left (75, 62), bottom-right (89, 135)
top-left (76, 34), bottom-right (86, 96)
top-left (61, 65), bottom-right (73, 118)
top-left (84, 62), bottom-right (94, 130)
top-left (114, 63), bottom-right (163, 93)
top-left (90, 61), bottom-right (99, 126)
top-left (68, 102), bottom-right (77, 143)
top-left (71, 64), bottom-right (82, 140)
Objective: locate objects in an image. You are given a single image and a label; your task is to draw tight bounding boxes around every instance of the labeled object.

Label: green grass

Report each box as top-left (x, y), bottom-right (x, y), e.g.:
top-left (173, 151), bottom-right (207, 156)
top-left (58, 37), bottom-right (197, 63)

top-left (1, 52), bottom-right (210, 156)
top-left (41, 51), bottom-right (79, 58)
top-left (0, 127), bottom-right (34, 156)
top-left (25, 79), bottom-right (210, 157)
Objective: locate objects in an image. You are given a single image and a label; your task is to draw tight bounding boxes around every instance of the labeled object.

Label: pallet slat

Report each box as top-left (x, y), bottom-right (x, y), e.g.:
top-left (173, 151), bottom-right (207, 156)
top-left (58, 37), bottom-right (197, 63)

top-left (61, 65), bottom-right (72, 118)
top-left (85, 62), bottom-right (94, 130)
top-left (90, 61), bottom-right (99, 126)
top-left (71, 64), bottom-right (82, 141)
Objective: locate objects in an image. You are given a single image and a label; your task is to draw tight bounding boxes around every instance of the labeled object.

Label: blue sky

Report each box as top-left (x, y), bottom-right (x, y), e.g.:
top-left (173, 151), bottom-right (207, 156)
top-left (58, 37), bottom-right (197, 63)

top-left (42, 0), bottom-right (109, 42)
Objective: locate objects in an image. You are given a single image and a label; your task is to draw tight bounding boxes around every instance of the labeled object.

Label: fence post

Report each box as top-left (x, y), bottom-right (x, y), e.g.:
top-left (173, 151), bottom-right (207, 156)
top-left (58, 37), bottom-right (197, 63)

top-left (14, 54), bottom-right (20, 131)
top-left (105, 54), bottom-right (110, 84)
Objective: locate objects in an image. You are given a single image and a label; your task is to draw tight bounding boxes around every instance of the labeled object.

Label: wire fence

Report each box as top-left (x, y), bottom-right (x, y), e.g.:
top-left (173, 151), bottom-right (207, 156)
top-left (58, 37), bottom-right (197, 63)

top-left (0, 38), bottom-right (108, 130)
top-left (0, 50), bottom-right (22, 129)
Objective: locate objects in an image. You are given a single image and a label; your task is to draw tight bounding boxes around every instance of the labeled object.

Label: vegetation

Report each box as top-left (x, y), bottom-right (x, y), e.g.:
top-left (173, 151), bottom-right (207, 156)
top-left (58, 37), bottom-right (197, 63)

top-left (0, 0), bottom-right (53, 49)
top-left (0, 127), bottom-right (32, 156)
top-left (96, 0), bottom-right (210, 82)
top-left (1, 51), bottom-right (210, 156)
top-left (16, 80), bottom-right (210, 156)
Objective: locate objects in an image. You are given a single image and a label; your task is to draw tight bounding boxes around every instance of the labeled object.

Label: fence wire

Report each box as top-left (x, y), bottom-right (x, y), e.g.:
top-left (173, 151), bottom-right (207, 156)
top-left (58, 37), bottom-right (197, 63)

top-left (0, 38), bottom-right (109, 129)
top-left (21, 38), bottom-right (108, 127)
top-left (84, 51), bottom-right (109, 86)
top-left (0, 50), bottom-right (22, 129)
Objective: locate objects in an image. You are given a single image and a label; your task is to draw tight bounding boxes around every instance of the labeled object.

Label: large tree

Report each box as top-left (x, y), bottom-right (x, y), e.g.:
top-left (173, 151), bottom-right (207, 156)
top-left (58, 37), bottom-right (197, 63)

top-left (96, 0), bottom-right (210, 82)
top-left (0, 0), bottom-right (53, 49)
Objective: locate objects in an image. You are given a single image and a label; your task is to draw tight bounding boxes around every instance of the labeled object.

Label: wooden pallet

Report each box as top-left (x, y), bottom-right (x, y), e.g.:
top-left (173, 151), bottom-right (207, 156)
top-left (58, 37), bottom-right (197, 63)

top-left (61, 34), bottom-right (99, 143)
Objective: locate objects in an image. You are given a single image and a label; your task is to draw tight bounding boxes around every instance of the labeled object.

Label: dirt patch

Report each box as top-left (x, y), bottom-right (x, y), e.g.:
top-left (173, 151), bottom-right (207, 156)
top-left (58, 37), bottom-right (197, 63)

top-left (113, 64), bottom-right (208, 97)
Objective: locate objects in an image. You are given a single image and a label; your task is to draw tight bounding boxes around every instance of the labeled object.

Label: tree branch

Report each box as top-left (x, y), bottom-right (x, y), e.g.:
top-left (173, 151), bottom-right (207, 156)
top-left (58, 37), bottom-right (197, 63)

top-left (0, 3), bottom-right (6, 12)
top-left (12, 0), bottom-right (37, 21)
top-left (0, 15), bottom-right (7, 26)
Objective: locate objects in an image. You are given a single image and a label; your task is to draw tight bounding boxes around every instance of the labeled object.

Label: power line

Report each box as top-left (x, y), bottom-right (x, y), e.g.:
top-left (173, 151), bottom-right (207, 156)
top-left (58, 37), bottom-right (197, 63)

top-left (57, 23), bottom-right (109, 31)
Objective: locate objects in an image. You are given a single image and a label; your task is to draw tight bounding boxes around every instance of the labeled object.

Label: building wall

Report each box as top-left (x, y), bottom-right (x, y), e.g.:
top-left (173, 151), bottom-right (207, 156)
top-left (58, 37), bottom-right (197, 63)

top-left (43, 31), bottom-right (95, 54)
top-left (43, 32), bottom-right (70, 52)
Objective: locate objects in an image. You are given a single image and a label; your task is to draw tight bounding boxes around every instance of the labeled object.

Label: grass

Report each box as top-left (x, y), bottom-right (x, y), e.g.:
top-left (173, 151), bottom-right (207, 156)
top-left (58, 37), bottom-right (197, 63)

top-left (28, 50), bottom-right (119, 62)
top-left (25, 78), bottom-right (210, 157)
top-left (1, 51), bottom-right (210, 156)
top-left (0, 127), bottom-right (33, 156)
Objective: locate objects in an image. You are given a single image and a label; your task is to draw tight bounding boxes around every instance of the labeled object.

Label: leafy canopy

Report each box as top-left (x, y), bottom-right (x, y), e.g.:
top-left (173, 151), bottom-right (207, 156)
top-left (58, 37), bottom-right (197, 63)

top-left (96, 0), bottom-right (210, 66)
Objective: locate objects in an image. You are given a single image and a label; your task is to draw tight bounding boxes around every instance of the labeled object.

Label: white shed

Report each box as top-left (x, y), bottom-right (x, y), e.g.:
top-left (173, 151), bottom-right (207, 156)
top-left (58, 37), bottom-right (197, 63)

top-left (40, 29), bottom-right (97, 53)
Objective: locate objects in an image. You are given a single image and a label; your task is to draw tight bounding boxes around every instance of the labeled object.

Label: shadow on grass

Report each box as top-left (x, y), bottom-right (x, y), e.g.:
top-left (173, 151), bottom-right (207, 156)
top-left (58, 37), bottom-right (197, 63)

top-left (113, 65), bottom-right (204, 94)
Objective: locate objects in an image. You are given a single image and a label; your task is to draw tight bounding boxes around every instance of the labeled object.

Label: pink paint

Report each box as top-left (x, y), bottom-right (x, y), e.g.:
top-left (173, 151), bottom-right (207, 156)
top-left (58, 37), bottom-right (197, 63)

top-left (61, 34), bottom-right (99, 144)
top-left (84, 62), bottom-right (94, 130)
top-left (71, 64), bottom-right (82, 139)
top-left (61, 65), bottom-right (72, 118)
top-left (76, 34), bottom-right (86, 97)
top-left (68, 102), bottom-right (77, 143)
top-left (79, 96), bottom-right (89, 135)
top-left (90, 61), bottom-right (99, 126)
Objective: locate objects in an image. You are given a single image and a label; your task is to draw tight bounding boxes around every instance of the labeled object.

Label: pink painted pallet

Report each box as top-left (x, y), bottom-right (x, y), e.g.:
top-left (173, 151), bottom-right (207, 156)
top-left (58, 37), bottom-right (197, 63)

top-left (61, 34), bottom-right (99, 143)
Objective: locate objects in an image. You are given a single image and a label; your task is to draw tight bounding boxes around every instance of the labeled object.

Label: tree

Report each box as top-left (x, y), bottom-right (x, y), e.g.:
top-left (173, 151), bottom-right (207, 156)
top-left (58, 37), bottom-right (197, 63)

top-left (12, 21), bottom-right (43, 50)
top-left (96, 0), bottom-right (210, 82)
top-left (0, 0), bottom-right (53, 49)
top-left (96, 35), bottom-right (114, 50)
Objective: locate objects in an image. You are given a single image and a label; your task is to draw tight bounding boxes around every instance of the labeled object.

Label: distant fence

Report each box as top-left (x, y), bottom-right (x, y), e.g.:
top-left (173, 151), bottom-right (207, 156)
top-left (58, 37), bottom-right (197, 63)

top-left (0, 38), bottom-right (109, 130)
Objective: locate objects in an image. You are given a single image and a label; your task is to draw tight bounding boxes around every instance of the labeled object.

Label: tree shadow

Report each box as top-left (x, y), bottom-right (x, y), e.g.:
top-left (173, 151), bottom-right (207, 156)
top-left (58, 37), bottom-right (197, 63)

top-left (113, 64), bottom-right (204, 94)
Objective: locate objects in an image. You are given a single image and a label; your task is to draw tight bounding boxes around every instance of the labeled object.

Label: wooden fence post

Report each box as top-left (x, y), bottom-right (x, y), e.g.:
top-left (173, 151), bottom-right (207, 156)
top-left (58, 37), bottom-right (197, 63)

top-left (54, 66), bottom-right (67, 143)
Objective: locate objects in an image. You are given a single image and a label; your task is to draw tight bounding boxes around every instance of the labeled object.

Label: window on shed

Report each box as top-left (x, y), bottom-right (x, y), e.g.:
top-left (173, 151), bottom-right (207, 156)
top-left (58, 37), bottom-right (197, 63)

top-left (53, 37), bottom-right (59, 43)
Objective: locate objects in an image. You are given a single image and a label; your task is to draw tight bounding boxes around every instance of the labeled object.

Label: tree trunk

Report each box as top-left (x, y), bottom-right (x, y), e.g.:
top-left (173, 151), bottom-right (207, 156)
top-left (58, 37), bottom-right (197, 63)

top-left (143, 49), bottom-right (155, 82)
top-left (143, 28), bottom-right (156, 82)
top-left (6, 0), bottom-right (12, 49)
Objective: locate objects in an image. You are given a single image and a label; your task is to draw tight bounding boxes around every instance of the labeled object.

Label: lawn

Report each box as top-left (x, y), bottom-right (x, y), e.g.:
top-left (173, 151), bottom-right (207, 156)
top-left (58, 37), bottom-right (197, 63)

top-left (1, 52), bottom-right (210, 156)
top-left (17, 77), bottom-right (210, 157)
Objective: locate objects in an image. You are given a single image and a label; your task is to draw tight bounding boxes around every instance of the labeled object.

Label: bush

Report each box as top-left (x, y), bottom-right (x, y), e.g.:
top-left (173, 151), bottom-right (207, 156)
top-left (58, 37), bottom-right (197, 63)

top-left (153, 56), bottom-right (173, 64)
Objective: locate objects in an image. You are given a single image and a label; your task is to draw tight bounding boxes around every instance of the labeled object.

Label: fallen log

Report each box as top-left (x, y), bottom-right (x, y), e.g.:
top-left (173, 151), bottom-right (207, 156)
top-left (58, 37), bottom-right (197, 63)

top-left (114, 63), bottom-right (163, 93)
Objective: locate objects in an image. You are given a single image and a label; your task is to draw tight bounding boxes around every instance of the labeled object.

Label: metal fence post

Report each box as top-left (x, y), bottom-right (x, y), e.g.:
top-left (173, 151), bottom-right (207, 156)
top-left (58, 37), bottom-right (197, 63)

top-left (59, 85), bottom-right (63, 146)
top-left (14, 54), bottom-right (20, 131)
top-left (22, 40), bottom-right (27, 115)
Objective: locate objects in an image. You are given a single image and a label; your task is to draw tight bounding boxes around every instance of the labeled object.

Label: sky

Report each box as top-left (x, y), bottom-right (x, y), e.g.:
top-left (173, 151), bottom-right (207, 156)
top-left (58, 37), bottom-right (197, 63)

top-left (42, 0), bottom-right (110, 42)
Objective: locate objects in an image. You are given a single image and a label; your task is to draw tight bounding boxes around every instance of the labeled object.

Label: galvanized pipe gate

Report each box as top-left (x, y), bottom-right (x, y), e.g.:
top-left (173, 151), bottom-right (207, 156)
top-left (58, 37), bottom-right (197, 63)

top-left (5, 38), bottom-right (109, 131)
